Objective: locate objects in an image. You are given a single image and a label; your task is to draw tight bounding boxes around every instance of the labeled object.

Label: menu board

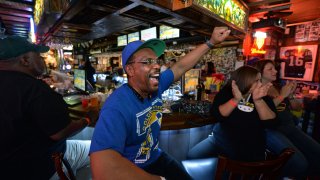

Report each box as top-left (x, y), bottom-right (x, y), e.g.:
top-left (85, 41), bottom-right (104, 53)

top-left (117, 35), bottom-right (127, 46)
top-left (194, 0), bottom-right (248, 31)
top-left (159, 25), bottom-right (180, 40)
top-left (128, 32), bottom-right (140, 43)
top-left (141, 27), bottom-right (157, 41)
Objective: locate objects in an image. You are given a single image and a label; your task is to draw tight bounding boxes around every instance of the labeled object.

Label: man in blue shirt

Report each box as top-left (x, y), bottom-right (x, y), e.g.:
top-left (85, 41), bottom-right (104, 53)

top-left (90, 27), bottom-right (230, 179)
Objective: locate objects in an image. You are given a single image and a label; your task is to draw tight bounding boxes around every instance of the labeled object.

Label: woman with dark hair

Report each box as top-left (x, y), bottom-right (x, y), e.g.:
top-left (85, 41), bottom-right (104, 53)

top-left (188, 66), bottom-right (276, 162)
top-left (202, 61), bottom-right (216, 78)
top-left (255, 60), bottom-right (320, 178)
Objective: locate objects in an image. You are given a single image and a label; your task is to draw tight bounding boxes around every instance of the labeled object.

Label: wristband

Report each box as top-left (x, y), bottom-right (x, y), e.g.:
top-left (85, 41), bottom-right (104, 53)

top-left (276, 95), bottom-right (284, 102)
top-left (205, 40), bottom-right (214, 49)
top-left (229, 99), bottom-right (238, 108)
top-left (83, 117), bottom-right (90, 125)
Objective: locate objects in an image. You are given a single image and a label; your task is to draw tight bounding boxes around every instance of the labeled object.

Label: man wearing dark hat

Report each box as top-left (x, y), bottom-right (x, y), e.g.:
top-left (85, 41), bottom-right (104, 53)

top-left (90, 27), bottom-right (230, 179)
top-left (0, 36), bottom-right (93, 179)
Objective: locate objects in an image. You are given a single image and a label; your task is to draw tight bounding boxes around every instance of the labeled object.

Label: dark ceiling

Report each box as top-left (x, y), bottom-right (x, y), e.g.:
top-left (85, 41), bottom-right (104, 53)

top-left (38, 0), bottom-right (230, 44)
top-left (0, 0), bottom-right (319, 43)
top-left (0, 0), bottom-right (33, 38)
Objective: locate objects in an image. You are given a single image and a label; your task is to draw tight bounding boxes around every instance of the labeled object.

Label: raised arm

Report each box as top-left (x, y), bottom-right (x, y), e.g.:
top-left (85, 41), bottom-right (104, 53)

top-left (273, 81), bottom-right (295, 106)
top-left (90, 149), bottom-right (161, 180)
top-left (219, 81), bottom-right (242, 117)
top-left (170, 27), bottom-right (230, 82)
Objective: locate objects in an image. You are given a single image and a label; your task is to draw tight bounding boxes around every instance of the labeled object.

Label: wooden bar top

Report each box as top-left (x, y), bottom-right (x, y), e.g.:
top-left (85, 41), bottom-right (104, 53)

top-left (161, 112), bottom-right (216, 130)
top-left (68, 104), bottom-right (216, 130)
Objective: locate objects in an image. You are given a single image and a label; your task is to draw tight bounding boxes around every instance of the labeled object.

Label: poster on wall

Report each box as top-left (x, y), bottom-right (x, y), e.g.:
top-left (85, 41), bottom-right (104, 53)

top-left (295, 24), bottom-right (307, 42)
top-left (279, 45), bottom-right (318, 81)
top-left (308, 21), bottom-right (320, 41)
top-left (295, 21), bottom-right (320, 42)
top-left (182, 69), bottom-right (201, 93)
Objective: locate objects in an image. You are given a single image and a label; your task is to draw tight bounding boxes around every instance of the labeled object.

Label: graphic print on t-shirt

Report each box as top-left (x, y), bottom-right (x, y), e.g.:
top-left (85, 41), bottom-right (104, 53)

top-left (134, 98), bottom-right (162, 164)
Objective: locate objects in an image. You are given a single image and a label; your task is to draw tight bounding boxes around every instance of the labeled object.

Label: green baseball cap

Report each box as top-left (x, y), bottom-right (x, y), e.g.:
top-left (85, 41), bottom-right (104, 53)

top-left (122, 39), bottom-right (166, 69)
top-left (0, 36), bottom-right (49, 60)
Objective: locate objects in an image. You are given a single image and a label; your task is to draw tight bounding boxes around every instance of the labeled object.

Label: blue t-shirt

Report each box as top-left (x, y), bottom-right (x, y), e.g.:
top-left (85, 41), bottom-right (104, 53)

top-left (90, 69), bottom-right (174, 167)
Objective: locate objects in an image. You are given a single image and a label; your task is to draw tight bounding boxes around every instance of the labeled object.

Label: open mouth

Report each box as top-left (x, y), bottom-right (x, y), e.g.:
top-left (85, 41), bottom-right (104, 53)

top-left (149, 73), bottom-right (159, 80)
top-left (149, 73), bottom-right (160, 84)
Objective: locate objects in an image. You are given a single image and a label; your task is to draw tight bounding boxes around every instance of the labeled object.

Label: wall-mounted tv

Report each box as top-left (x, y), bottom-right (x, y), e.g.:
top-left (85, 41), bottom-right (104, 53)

top-left (159, 25), bottom-right (180, 40)
top-left (117, 35), bottom-right (127, 46)
top-left (141, 27), bottom-right (157, 41)
top-left (128, 32), bottom-right (140, 43)
top-left (74, 69), bottom-right (86, 92)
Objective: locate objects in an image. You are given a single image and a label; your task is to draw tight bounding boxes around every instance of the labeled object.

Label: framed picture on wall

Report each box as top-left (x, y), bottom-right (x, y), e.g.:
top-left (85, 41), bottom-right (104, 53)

top-left (279, 45), bottom-right (318, 81)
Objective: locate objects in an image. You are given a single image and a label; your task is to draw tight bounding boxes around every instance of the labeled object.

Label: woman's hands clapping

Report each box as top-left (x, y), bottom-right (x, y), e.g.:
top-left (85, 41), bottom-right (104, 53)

top-left (231, 80), bottom-right (242, 101)
top-left (280, 81), bottom-right (297, 98)
top-left (252, 82), bottom-right (273, 101)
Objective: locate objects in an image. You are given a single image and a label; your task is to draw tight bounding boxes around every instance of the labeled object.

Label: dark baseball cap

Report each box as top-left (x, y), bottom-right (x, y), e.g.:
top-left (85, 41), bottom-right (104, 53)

top-left (0, 36), bottom-right (49, 60)
top-left (121, 39), bottom-right (166, 69)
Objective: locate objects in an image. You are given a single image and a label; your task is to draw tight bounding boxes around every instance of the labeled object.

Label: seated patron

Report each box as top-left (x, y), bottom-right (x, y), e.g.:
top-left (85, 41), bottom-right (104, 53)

top-left (188, 66), bottom-right (277, 162)
top-left (254, 60), bottom-right (320, 178)
top-left (0, 36), bottom-right (95, 179)
top-left (89, 27), bottom-right (230, 179)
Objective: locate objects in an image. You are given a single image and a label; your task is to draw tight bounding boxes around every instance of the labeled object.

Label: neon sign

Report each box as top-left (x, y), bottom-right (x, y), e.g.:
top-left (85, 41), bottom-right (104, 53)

top-left (251, 31), bottom-right (267, 54)
top-left (251, 48), bottom-right (266, 54)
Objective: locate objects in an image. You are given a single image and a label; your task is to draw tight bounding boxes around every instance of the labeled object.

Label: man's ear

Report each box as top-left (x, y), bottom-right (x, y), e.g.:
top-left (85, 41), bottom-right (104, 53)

top-left (125, 65), bottom-right (134, 77)
top-left (19, 54), bottom-right (30, 66)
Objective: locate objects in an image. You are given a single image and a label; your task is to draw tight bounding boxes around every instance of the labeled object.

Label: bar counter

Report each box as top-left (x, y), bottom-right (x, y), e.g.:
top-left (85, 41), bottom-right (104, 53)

top-left (68, 104), bottom-right (216, 130)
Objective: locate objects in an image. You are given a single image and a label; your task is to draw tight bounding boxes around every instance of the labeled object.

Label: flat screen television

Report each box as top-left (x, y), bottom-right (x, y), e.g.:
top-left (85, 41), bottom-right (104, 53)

top-left (159, 25), bottom-right (180, 40)
top-left (94, 73), bottom-right (108, 86)
top-left (128, 32), bottom-right (140, 43)
top-left (117, 35), bottom-right (127, 46)
top-left (74, 69), bottom-right (86, 92)
top-left (141, 27), bottom-right (157, 41)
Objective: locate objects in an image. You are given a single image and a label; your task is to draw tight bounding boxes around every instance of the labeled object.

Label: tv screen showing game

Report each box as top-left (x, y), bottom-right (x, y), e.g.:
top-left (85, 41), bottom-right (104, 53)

top-left (128, 32), bottom-right (140, 43)
top-left (141, 27), bottom-right (157, 41)
top-left (117, 35), bottom-right (128, 46)
top-left (159, 25), bottom-right (180, 40)
top-left (74, 69), bottom-right (86, 92)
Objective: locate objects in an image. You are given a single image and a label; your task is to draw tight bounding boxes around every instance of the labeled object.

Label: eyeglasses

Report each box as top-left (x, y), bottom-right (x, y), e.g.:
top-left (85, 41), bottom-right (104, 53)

top-left (128, 58), bottom-right (164, 66)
